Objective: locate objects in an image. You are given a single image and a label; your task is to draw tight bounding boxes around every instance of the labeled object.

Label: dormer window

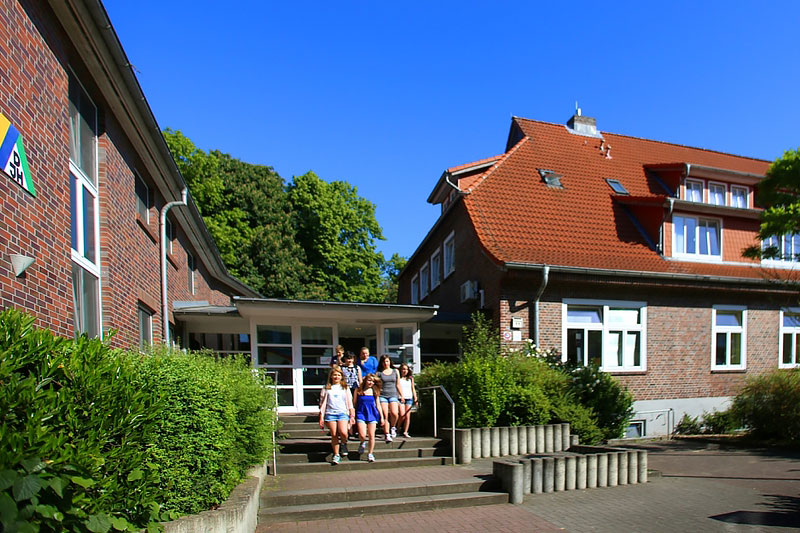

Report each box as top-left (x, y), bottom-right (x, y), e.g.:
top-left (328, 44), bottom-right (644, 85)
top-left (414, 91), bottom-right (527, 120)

top-left (708, 183), bottom-right (726, 206)
top-left (731, 186), bottom-right (748, 208)
top-left (538, 169), bottom-right (563, 188)
top-left (674, 215), bottom-right (721, 258)
top-left (685, 179), bottom-right (703, 202)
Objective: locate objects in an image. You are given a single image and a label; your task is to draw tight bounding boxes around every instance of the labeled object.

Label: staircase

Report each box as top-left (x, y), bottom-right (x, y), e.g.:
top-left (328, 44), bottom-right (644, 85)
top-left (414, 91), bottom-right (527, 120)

top-left (258, 414), bottom-right (508, 523)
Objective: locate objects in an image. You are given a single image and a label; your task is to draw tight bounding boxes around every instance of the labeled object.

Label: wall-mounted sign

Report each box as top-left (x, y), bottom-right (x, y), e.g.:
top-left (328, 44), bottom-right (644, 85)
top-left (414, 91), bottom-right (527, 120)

top-left (0, 113), bottom-right (35, 197)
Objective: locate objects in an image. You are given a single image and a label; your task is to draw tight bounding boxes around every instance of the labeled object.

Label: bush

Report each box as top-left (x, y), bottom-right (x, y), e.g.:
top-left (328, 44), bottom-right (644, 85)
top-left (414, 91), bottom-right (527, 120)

top-left (701, 410), bottom-right (736, 434)
top-left (674, 414), bottom-right (702, 435)
top-left (560, 363), bottom-right (633, 441)
top-left (730, 368), bottom-right (800, 443)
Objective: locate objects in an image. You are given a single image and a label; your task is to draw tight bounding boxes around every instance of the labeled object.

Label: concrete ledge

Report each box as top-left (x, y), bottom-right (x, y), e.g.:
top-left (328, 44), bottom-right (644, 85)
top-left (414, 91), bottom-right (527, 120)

top-left (163, 461), bottom-right (268, 533)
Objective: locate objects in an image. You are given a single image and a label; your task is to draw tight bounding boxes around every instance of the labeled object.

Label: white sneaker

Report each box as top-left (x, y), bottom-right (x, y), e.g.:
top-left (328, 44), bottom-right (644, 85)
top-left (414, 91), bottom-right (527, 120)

top-left (331, 454), bottom-right (340, 465)
top-left (340, 443), bottom-right (348, 455)
top-left (403, 432), bottom-right (411, 438)
top-left (358, 441), bottom-right (366, 454)
top-left (385, 434), bottom-right (393, 443)
top-left (390, 427), bottom-right (397, 438)
top-left (368, 453), bottom-right (375, 462)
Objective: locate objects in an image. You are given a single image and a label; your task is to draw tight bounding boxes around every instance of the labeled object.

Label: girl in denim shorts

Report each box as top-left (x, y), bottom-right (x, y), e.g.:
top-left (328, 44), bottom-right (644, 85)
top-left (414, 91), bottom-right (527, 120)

top-left (319, 366), bottom-right (355, 465)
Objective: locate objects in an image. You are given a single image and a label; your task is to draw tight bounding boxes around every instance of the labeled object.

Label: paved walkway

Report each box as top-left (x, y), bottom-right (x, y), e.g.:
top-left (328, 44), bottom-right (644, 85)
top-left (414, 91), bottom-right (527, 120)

top-left (258, 439), bottom-right (800, 532)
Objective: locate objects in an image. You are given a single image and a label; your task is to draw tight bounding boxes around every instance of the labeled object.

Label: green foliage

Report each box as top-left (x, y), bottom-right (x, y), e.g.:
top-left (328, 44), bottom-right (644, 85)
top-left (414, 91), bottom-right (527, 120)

top-left (674, 414), bottom-right (702, 435)
top-left (730, 368), bottom-right (800, 443)
top-left (0, 309), bottom-right (278, 530)
top-left (743, 147), bottom-right (800, 260)
top-left (558, 363), bottom-right (633, 441)
top-left (701, 410), bottom-right (736, 434)
top-left (287, 171), bottom-right (386, 302)
top-left (380, 253), bottom-right (407, 303)
top-left (417, 314), bottom-right (618, 444)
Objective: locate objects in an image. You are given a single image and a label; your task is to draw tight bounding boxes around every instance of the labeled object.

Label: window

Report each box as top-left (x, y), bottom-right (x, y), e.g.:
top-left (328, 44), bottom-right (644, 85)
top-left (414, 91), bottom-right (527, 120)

top-left (187, 251), bottom-right (195, 294)
top-left (255, 325), bottom-right (294, 407)
top-left (443, 231), bottom-right (455, 278)
top-left (780, 309), bottom-right (800, 368)
top-left (605, 178), bottom-right (629, 195)
top-left (138, 305), bottom-right (152, 350)
top-left (562, 299), bottom-right (646, 372)
top-left (69, 73), bottom-right (100, 338)
top-left (430, 249), bottom-right (442, 290)
top-left (419, 263), bottom-right (430, 299)
top-left (708, 183), bottom-right (726, 206)
top-left (731, 186), bottom-right (748, 208)
top-left (712, 306), bottom-right (746, 370)
top-left (410, 274), bottom-right (419, 305)
top-left (165, 217), bottom-right (175, 254)
top-left (685, 179), bottom-right (703, 202)
top-left (674, 215), bottom-right (721, 258)
top-left (135, 172), bottom-right (150, 223)
top-left (762, 234), bottom-right (800, 262)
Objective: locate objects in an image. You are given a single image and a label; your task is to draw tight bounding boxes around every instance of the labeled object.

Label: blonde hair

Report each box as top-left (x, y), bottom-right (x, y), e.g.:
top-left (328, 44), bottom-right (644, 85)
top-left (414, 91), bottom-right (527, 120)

top-left (325, 365), bottom-right (348, 390)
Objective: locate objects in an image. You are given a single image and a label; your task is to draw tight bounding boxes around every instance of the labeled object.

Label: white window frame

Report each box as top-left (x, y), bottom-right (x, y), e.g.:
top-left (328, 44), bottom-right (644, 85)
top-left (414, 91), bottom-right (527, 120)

top-left (708, 182), bottom-right (726, 206)
top-left (561, 299), bottom-right (647, 372)
top-left (673, 214), bottom-right (722, 260)
top-left (410, 274), bottom-right (419, 305)
top-left (69, 72), bottom-right (101, 338)
top-left (762, 234), bottom-right (800, 264)
top-left (419, 263), bottom-right (430, 300)
top-left (685, 179), bottom-right (704, 202)
top-left (187, 251), bottom-right (196, 294)
top-left (165, 216), bottom-right (175, 255)
top-left (711, 305), bottom-right (747, 371)
top-left (430, 248), bottom-right (442, 290)
top-left (443, 231), bottom-right (455, 278)
top-left (779, 308), bottom-right (800, 368)
top-left (731, 185), bottom-right (748, 209)
top-left (138, 304), bottom-right (153, 351)
top-left (135, 171), bottom-right (150, 223)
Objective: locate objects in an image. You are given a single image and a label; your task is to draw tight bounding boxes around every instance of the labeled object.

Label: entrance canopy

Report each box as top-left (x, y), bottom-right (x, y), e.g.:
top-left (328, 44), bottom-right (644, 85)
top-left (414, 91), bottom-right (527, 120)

top-left (174, 298), bottom-right (437, 413)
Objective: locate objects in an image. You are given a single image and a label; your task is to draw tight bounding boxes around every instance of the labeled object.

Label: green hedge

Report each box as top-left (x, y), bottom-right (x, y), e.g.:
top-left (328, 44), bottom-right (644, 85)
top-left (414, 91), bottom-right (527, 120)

top-left (731, 368), bottom-right (800, 444)
top-left (417, 314), bottom-right (632, 444)
top-left (0, 309), bottom-right (276, 531)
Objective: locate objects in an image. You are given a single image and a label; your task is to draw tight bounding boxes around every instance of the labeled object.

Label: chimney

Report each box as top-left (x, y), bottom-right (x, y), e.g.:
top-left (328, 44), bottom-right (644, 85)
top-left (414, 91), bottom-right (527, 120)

top-left (566, 112), bottom-right (599, 137)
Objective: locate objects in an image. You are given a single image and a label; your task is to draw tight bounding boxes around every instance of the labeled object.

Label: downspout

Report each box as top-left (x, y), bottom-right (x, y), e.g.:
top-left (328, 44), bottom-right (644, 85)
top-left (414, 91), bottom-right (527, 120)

top-left (444, 171), bottom-right (466, 194)
top-left (659, 197), bottom-right (675, 255)
top-left (533, 265), bottom-right (550, 346)
top-left (161, 188), bottom-right (188, 344)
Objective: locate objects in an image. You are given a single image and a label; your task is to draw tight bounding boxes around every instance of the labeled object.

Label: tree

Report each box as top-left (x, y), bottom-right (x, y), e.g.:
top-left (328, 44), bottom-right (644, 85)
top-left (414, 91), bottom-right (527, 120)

top-left (163, 130), bottom-right (310, 298)
top-left (744, 147), bottom-right (800, 260)
top-left (287, 171), bottom-right (386, 302)
top-left (380, 253), bottom-right (407, 303)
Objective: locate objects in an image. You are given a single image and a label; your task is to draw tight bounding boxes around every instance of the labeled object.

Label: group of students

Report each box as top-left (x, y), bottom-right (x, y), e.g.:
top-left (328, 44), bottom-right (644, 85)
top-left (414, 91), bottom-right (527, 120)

top-left (319, 346), bottom-right (417, 465)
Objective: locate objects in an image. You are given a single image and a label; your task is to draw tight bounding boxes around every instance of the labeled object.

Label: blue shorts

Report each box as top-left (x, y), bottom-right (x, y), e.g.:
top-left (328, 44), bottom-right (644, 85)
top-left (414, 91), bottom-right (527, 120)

top-left (356, 418), bottom-right (378, 425)
top-left (403, 399), bottom-right (413, 406)
top-left (379, 396), bottom-right (399, 404)
top-left (324, 413), bottom-right (349, 422)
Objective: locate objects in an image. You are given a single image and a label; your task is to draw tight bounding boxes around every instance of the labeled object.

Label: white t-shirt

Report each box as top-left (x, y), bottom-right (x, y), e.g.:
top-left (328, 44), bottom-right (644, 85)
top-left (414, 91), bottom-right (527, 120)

top-left (399, 377), bottom-right (413, 398)
top-left (323, 385), bottom-right (349, 415)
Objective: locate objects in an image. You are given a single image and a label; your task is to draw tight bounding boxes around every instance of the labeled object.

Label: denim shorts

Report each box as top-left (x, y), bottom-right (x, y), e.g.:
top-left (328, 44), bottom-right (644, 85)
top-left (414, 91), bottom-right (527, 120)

top-left (356, 418), bottom-right (378, 425)
top-left (379, 396), bottom-right (399, 404)
top-left (403, 399), bottom-right (414, 406)
top-left (324, 413), bottom-right (349, 422)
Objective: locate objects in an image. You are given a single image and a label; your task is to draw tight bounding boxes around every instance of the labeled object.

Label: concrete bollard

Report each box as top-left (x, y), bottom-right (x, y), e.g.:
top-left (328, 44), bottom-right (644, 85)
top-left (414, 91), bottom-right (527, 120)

top-left (518, 426), bottom-right (528, 455)
top-left (554, 457), bottom-right (566, 491)
top-left (471, 428), bottom-right (482, 459)
top-left (577, 455), bottom-right (587, 489)
top-left (521, 458), bottom-right (532, 495)
top-left (536, 425), bottom-right (545, 453)
top-left (598, 453), bottom-right (608, 487)
top-left (638, 450), bottom-right (648, 483)
top-left (545, 425), bottom-right (554, 453)
top-left (629, 451), bottom-right (638, 484)
top-left (587, 454), bottom-right (598, 488)
top-left (543, 457), bottom-right (555, 493)
top-left (608, 452), bottom-right (618, 487)
top-left (455, 429), bottom-right (472, 464)
top-left (509, 426), bottom-right (519, 455)
top-left (490, 426), bottom-right (501, 457)
top-left (570, 434), bottom-right (580, 447)
top-left (553, 424), bottom-right (562, 451)
top-left (561, 424), bottom-right (571, 450)
top-left (481, 428), bottom-right (491, 459)
top-left (532, 458), bottom-right (543, 494)
top-left (507, 462), bottom-right (524, 504)
top-left (499, 426), bottom-right (509, 456)
top-left (527, 426), bottom-right (537, 453)
top-left (565, 456), bottom-right (576, 490)
top-left (618, 451), bottom-right (628, 485)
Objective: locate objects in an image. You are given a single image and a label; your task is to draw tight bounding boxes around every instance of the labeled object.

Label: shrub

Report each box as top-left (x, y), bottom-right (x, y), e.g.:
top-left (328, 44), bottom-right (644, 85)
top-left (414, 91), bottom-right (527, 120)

top-left (730, 368), bottom-right (800, 444)
top-left (701, 410), bottom-right (736, 434)
top-left (674, 414), bottom-right (702, 435)
top-left (561, 363), bottom-right (633, 441)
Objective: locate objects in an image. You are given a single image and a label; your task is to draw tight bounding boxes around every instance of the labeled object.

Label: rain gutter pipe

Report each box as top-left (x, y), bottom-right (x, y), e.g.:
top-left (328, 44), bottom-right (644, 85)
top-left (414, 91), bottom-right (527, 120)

top-left (160, 188), bottom-right (188, 344)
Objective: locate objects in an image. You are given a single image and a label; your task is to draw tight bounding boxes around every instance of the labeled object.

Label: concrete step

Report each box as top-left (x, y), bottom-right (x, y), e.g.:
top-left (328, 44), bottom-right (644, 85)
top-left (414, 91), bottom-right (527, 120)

top-left (269, 455), bottom-right (452, 474)
top-left (262, 478), bottom-right (492, 507)
top-left (279, 422), bottom-right (321, 432)
top-left (259, 490), bottom-right (508, 523)
top-left (278, 414), bottom-right (317, 424)
top-left (278, 436), bottom-right (447, 453)
top-left (277, 446), bottom-right (449, 464)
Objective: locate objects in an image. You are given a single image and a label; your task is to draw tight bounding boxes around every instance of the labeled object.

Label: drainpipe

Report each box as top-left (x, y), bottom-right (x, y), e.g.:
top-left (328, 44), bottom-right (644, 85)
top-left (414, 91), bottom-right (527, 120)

top-left (658, 198), bottom-right (675, 255)
top-left (160, 188), bottom-right (188, 344)
top-left (533, 265), bottom-right (550, 346)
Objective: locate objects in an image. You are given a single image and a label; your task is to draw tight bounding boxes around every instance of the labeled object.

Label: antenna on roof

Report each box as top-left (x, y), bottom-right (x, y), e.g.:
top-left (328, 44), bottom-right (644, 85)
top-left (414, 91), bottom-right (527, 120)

top-left (575, 101), bottom-right (581, 117)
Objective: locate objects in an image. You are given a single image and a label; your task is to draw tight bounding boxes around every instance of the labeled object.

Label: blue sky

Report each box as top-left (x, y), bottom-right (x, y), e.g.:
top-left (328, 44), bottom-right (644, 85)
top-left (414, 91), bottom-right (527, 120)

top-left (104, 1), bottom-right (800, 260)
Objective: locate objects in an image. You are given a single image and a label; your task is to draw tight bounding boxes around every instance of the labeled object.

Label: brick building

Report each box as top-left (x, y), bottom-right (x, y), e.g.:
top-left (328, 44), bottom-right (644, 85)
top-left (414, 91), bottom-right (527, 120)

top-left (398, 112), bottom-right (800, 436)
top-left (1, 0), bottom-right (258, 348)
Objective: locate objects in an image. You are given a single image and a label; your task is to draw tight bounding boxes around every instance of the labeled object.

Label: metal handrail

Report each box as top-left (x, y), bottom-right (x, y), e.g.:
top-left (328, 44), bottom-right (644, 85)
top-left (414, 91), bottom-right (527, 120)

top-left (419, 385), bottom-right (456, 464)
top-left (264, 371), bottom-right (279, 476)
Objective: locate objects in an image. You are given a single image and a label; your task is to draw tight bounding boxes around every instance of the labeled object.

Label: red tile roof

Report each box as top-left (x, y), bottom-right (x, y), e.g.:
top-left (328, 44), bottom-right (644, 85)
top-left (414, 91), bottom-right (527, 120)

top-left (460, 117), bottom-right (785, 282)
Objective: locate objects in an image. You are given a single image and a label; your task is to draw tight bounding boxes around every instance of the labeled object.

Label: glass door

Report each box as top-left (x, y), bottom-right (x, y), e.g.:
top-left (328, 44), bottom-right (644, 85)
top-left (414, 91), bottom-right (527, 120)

top-left (299, 326), bottom-right (334, 410)
top-left (381, 323), bottom-right (419, 372)
top-left (254, 324), bottom-right (295, 410)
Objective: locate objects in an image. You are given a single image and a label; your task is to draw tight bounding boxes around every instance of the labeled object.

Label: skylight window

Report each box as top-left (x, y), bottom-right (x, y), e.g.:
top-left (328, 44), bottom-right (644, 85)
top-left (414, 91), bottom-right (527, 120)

top-left (538, 169), bottom-right (563, 188)
top-left (605, 178), bottom-right (629, 195)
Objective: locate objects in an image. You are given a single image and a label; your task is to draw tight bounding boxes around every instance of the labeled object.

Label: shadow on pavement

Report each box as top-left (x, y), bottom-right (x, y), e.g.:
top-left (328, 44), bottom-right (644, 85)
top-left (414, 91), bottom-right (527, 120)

top-left (710, 495), bottom-right (800, 527)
